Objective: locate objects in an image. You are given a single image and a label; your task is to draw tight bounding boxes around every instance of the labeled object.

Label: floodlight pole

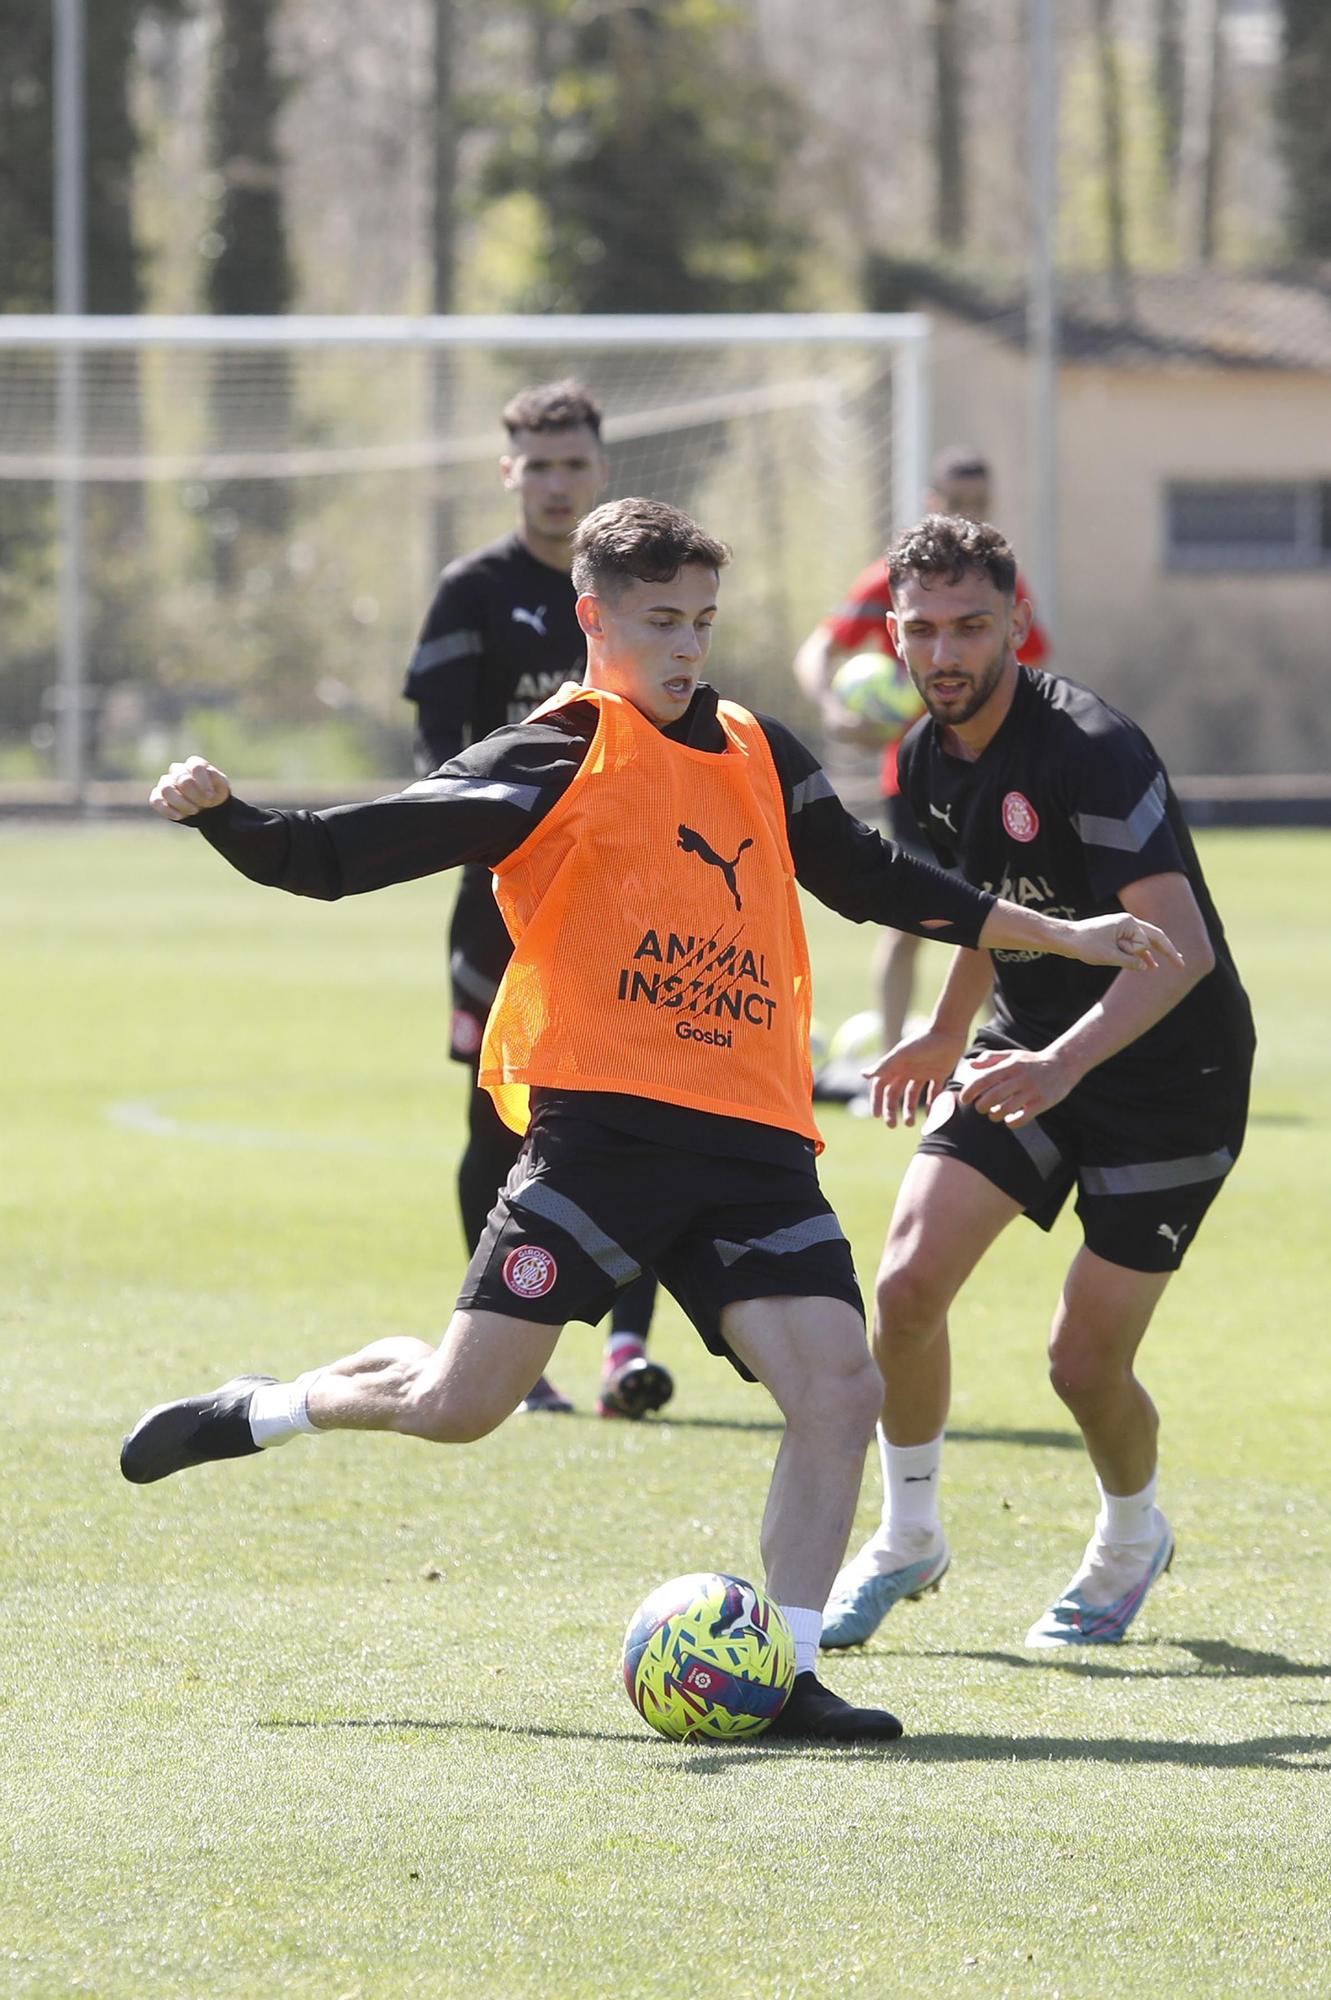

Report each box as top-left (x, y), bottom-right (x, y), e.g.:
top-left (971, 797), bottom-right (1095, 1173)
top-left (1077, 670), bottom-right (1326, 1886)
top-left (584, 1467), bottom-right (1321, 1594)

top-left (1028, 0), bottom-right (1060, 642)
top-left (54, 0), bottom-right (88, 801)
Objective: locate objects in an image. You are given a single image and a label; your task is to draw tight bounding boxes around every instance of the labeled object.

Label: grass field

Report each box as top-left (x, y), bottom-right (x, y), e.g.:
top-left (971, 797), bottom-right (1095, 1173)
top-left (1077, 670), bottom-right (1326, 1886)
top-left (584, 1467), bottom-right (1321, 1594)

top-left (3, 821), bottom-right (1330, 1998)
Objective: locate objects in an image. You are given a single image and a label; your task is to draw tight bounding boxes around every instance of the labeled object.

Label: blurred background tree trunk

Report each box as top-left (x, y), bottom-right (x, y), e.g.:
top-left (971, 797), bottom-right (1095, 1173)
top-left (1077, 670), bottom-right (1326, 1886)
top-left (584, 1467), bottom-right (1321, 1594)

top-left (1278, 0), bottom-right (1331, 256)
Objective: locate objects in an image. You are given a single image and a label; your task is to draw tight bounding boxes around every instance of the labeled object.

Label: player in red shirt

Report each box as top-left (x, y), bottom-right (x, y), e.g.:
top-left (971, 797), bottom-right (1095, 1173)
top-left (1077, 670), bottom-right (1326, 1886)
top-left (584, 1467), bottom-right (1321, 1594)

top-left (793, 449), bottom-right (1050, 1052)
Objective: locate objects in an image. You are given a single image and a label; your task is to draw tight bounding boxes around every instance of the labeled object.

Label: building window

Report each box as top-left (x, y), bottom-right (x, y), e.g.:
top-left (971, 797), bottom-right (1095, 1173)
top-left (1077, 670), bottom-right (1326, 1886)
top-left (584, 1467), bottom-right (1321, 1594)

top-left (1165, 480), bottom-right (1331, 571)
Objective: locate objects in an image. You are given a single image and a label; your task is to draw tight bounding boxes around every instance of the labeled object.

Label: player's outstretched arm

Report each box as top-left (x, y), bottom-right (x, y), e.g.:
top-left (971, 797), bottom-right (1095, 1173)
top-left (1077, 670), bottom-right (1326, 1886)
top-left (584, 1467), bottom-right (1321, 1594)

top-left (978, 900), bottom-right (1185, 972)
top-left (150, 757), bottom-right (232, 821)
top-left (864, 945), bottom-right (991, 1127)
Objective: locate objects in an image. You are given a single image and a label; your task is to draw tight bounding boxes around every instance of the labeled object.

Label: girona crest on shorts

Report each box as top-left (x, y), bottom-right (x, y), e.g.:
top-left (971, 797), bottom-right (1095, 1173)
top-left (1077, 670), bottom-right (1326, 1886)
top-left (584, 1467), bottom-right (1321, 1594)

top-left (502, 1244), bottom-right (558, 1299)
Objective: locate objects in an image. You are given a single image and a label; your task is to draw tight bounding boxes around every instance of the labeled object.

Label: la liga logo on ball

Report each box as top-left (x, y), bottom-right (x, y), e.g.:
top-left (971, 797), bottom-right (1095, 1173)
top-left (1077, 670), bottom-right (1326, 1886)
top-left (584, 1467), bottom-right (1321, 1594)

top-left (502, 1244), bottom-right (558, 1300)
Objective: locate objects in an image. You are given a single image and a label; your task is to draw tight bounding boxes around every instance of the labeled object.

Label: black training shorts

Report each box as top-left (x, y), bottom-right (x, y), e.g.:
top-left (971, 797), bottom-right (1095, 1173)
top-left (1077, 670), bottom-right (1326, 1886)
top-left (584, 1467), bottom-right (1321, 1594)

top-left (456, 1111), bottom-right (863, 1377)
top-left (916, 1033), bottom-right (1252, 1274)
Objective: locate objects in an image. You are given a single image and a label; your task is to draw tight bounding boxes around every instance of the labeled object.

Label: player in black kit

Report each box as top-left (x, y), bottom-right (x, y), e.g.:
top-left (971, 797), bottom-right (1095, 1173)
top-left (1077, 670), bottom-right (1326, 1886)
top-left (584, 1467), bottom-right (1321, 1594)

top-left (822, 513), bottom-right (1255, 1651)
top-left (404, 380), bottom-right (668, 1419)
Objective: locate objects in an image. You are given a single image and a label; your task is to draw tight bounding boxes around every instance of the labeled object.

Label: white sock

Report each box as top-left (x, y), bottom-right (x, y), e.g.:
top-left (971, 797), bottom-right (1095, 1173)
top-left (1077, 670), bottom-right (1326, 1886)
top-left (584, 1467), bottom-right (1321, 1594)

top-left (879, 1428), bottom-right (945, 1542)
top-left (779, 1604), bottom-right (823, 1677)
top-left (605, 1333), bottom-right (645, 1367)
top-left (1094, 1472), bottom-right (1158, 1547)
top-left (248, 1371), bottom-right (322, 1449)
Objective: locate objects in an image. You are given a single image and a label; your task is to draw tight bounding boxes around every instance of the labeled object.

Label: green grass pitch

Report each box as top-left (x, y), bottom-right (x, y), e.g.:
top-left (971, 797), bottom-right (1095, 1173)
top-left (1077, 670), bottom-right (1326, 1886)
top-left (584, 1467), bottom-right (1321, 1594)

top-left (3, 822), bottom-right (1329, 1997)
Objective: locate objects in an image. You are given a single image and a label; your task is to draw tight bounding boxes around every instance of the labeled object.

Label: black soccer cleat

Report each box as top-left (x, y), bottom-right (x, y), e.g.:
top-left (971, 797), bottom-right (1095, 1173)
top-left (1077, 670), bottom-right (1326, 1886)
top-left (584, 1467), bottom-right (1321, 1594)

top-left (764, 1671), bottom-right (904, 1744)
top-left (119, 1374), bottom-right (277, 1484)
top-left (596, 1356), bottom-right (675, 1421)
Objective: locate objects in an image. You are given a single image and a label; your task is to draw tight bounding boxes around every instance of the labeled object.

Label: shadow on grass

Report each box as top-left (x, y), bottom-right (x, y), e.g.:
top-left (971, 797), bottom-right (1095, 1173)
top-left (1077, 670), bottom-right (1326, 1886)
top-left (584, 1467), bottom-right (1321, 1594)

top-left (258, 1716), bottom-right (905, 1762)
top-left (257, 1714), bottom-right (1330, 1771)
top-left (261, 1716), bottom-right (649, 1743)
top-left (948, 1425), bottom-right (1080, 1451)
top-left (557, 1418), bottom-right (1081, 1445)
top-left (897, 1731), bottom-right (1331, 1771)
top-left (922, 1638), bottom-right (1331, 1682)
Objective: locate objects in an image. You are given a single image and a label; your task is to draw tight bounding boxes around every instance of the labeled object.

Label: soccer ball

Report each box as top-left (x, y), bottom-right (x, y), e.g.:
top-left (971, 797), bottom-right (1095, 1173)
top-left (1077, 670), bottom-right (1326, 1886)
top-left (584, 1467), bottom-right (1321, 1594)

top-left (622, 1572), bottom-right (796, 1741)
top-left (831, 650), bottom-right (923, 739)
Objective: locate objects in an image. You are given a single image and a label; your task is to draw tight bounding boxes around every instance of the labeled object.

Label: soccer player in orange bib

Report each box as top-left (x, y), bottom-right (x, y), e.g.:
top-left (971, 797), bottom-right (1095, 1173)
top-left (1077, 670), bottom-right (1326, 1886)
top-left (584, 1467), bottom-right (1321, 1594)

top-left (122, 499), bottom-right (1182, 1742)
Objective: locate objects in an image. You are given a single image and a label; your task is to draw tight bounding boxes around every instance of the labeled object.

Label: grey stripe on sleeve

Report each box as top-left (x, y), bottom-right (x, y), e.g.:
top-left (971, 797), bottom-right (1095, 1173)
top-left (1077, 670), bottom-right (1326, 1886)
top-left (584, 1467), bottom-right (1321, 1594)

top-left (409, 630), bottom-right (483, 675)
top-left (401, 774), bottom-right (541, 811)
top-left (1072, 772), bottom-right (1168, 854)
top-left (790, 770), bottom-right (837, 815)
top-left (714, 1211), bottom-right (846, 1269)
top-left (1080, 1148), bottom-right (1234, 1197)
top-left (507, 1176), bottom-right (641, 1286)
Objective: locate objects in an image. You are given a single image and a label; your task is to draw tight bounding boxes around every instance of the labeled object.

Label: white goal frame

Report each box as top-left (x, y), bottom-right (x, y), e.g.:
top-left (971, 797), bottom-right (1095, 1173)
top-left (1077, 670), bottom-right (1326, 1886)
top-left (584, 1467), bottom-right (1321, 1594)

top-left (1, 312), bottom-right (931, 802)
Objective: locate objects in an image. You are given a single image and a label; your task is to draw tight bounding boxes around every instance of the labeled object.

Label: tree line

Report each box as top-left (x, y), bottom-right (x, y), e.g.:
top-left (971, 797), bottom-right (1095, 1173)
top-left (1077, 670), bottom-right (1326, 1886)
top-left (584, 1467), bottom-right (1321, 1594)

top-left (3, 2), bottom-right (1330, 325)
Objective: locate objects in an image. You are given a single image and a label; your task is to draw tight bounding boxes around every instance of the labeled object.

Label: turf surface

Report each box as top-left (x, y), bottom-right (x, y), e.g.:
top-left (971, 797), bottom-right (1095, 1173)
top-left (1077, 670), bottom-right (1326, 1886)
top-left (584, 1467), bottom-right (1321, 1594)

top-left (3, 823), bottom-right (1329, 1997)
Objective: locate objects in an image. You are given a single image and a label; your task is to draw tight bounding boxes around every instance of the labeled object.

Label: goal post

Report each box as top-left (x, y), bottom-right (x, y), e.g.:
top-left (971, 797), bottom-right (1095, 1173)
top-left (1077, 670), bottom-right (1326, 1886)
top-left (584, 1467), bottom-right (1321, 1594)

top-left (0, 313), bottom-right (931, 803)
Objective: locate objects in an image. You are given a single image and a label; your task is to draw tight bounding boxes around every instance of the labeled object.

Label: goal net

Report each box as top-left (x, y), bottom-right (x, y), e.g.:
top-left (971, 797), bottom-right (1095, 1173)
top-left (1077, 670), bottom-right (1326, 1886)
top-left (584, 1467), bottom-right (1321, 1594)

top-left (0, 314), bottom-right (928, 798)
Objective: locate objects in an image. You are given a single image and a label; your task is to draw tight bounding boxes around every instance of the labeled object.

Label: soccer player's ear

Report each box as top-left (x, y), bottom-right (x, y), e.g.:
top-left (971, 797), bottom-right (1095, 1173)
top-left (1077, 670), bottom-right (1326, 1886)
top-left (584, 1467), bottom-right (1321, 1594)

top-left (499, 453), bottom-right (518, 493)
top-left (1009, 595), bottom-right (1033, 653)
top-left (576, 591), bottom-right (604, 641)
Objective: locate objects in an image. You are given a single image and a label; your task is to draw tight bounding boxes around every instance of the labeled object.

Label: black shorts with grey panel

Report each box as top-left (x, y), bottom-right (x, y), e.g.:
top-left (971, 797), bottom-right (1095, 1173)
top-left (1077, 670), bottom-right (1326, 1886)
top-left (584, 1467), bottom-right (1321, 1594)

top-left (456, 1110), bottom-right (863, 1378)
top-left (917, 1031), bottom-right (1252, 1275)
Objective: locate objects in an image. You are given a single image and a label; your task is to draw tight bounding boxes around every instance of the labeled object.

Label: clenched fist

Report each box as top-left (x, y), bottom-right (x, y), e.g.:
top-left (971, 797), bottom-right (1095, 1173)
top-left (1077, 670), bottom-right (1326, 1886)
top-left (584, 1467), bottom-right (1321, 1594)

top-left (149, 757), bottom-right (232, 821)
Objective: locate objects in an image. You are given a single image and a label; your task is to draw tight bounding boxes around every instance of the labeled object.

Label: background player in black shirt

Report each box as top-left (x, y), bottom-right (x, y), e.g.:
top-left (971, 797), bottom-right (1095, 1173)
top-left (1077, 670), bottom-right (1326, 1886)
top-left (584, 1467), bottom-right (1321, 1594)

top-left (404, 379), bottom-right (668, 1420)
top-left (823, 514), bottom-right (1255, 1653)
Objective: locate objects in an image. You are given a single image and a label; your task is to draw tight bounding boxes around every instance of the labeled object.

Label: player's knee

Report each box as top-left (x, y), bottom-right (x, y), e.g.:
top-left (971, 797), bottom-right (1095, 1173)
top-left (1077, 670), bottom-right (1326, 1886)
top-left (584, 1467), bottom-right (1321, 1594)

top-left (875, 1256), bottom-right (948, 1352)
top-left (1047, 1330), bottom-right (1122, 1406)
top-left (796, 1350), bottom-right (882, 1450)
top-left (402, 1379), bottom-right (505, 1446)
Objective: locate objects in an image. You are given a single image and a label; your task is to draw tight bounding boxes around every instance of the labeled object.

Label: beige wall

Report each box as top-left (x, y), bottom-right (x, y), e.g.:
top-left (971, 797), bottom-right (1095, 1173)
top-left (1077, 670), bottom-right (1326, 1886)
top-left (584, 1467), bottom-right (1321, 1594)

top-left (927, 311), bottom-right (1331, 775)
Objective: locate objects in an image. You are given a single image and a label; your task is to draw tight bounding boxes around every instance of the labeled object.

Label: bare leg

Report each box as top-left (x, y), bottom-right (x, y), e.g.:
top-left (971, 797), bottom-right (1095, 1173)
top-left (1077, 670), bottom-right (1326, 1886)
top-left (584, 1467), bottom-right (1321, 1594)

top-left (1047, 1248), bottom-right (1171, 1494)
top-left (873, 1152), bottom-right (1022, 1443)
top-left (722, 1295), bottom-right (881, 1610)
top-left (307, 1311), bottom-right (561, 1444)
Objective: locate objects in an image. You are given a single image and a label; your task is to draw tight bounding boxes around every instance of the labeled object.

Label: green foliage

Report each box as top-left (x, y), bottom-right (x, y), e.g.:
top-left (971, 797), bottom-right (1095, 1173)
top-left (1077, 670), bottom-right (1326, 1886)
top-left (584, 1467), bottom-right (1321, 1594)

top-left (1058, 37), bottom-right (1176, 272)
top-left (481, 0), bottom-right (806, 313)
top-left (2, 827), bottom-right (1330, 1996)
top-left (0, 0), bottom-right (186, 313)
top-left (1278, 0), bottom-right (1331, 257)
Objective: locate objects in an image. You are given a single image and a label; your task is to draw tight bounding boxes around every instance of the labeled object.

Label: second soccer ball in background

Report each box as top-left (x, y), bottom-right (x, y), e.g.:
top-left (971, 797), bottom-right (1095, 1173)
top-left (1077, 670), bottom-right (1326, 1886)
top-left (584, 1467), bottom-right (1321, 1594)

top-left (830, 651), bottom-right (923, 739)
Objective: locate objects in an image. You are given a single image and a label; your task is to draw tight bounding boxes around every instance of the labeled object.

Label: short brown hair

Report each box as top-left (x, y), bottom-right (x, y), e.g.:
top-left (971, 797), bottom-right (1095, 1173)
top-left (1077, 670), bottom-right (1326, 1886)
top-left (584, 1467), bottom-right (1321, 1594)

top-left (501, 379), bottom-right (603, 440)
top-left (886, 513), bottom-right (1017, 599)
top-left (570, 498), bottom-right (732, 598)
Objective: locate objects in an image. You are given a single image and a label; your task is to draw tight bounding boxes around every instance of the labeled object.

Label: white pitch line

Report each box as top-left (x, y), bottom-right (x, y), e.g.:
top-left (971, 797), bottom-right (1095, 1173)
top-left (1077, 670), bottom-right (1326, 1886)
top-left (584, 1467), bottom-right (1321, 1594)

top-left (106, 1095), bottom-right (452, 1160)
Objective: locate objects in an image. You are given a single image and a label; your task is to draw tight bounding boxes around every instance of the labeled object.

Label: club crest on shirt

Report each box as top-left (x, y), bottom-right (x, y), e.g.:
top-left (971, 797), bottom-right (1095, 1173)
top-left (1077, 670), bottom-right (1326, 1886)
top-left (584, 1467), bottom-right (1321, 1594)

top-left (1002, 790), bottom-right (1040, 843)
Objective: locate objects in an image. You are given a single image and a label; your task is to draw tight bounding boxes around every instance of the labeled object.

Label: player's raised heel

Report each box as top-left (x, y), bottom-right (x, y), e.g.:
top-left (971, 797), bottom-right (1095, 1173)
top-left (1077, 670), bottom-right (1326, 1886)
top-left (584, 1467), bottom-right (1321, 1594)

top-left (119, 1374), bottom-right (277, 1484)
top-left (597, 1355), bottom-right (674, 1420)
top-left (1024, 1517), bottom-right (1175, 1646)
top-left (820, 1540), bottom-right (951, 1650)
top-left (764, 1672), bottom-right (904, 1743)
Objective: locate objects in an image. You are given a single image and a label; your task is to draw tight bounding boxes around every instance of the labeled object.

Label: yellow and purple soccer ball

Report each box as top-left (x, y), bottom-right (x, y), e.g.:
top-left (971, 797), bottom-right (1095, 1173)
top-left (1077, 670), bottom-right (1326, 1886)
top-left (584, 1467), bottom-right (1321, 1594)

top-left (622, 1572), bottom-right (795, 1741)
top-left (831, 650), bottom-right (924, 740)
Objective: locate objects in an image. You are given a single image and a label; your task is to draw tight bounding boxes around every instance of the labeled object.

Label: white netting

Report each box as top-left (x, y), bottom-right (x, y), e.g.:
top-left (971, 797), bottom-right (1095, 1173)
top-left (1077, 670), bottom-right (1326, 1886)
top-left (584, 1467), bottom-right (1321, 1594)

top-left (0, 316), bottom-right (926, 791)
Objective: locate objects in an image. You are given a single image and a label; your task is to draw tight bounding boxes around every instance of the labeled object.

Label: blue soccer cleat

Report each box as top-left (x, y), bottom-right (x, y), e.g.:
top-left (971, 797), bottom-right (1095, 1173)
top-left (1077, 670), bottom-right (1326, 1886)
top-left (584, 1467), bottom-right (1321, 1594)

top-left (1024, 1516), bottom-right (1175, 1647)
top-left (820, 1538), bottom-right (951, 1650)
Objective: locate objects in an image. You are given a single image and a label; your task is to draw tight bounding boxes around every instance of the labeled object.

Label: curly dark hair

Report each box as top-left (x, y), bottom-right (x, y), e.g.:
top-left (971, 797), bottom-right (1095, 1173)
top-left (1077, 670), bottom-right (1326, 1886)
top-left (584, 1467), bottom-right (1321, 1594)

top-left (501, 379), bottom-right (604, 440)
top-left (571, 498), bottom-right (731, 598)
top-left (885, 513), bottom-right (1017, 599)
